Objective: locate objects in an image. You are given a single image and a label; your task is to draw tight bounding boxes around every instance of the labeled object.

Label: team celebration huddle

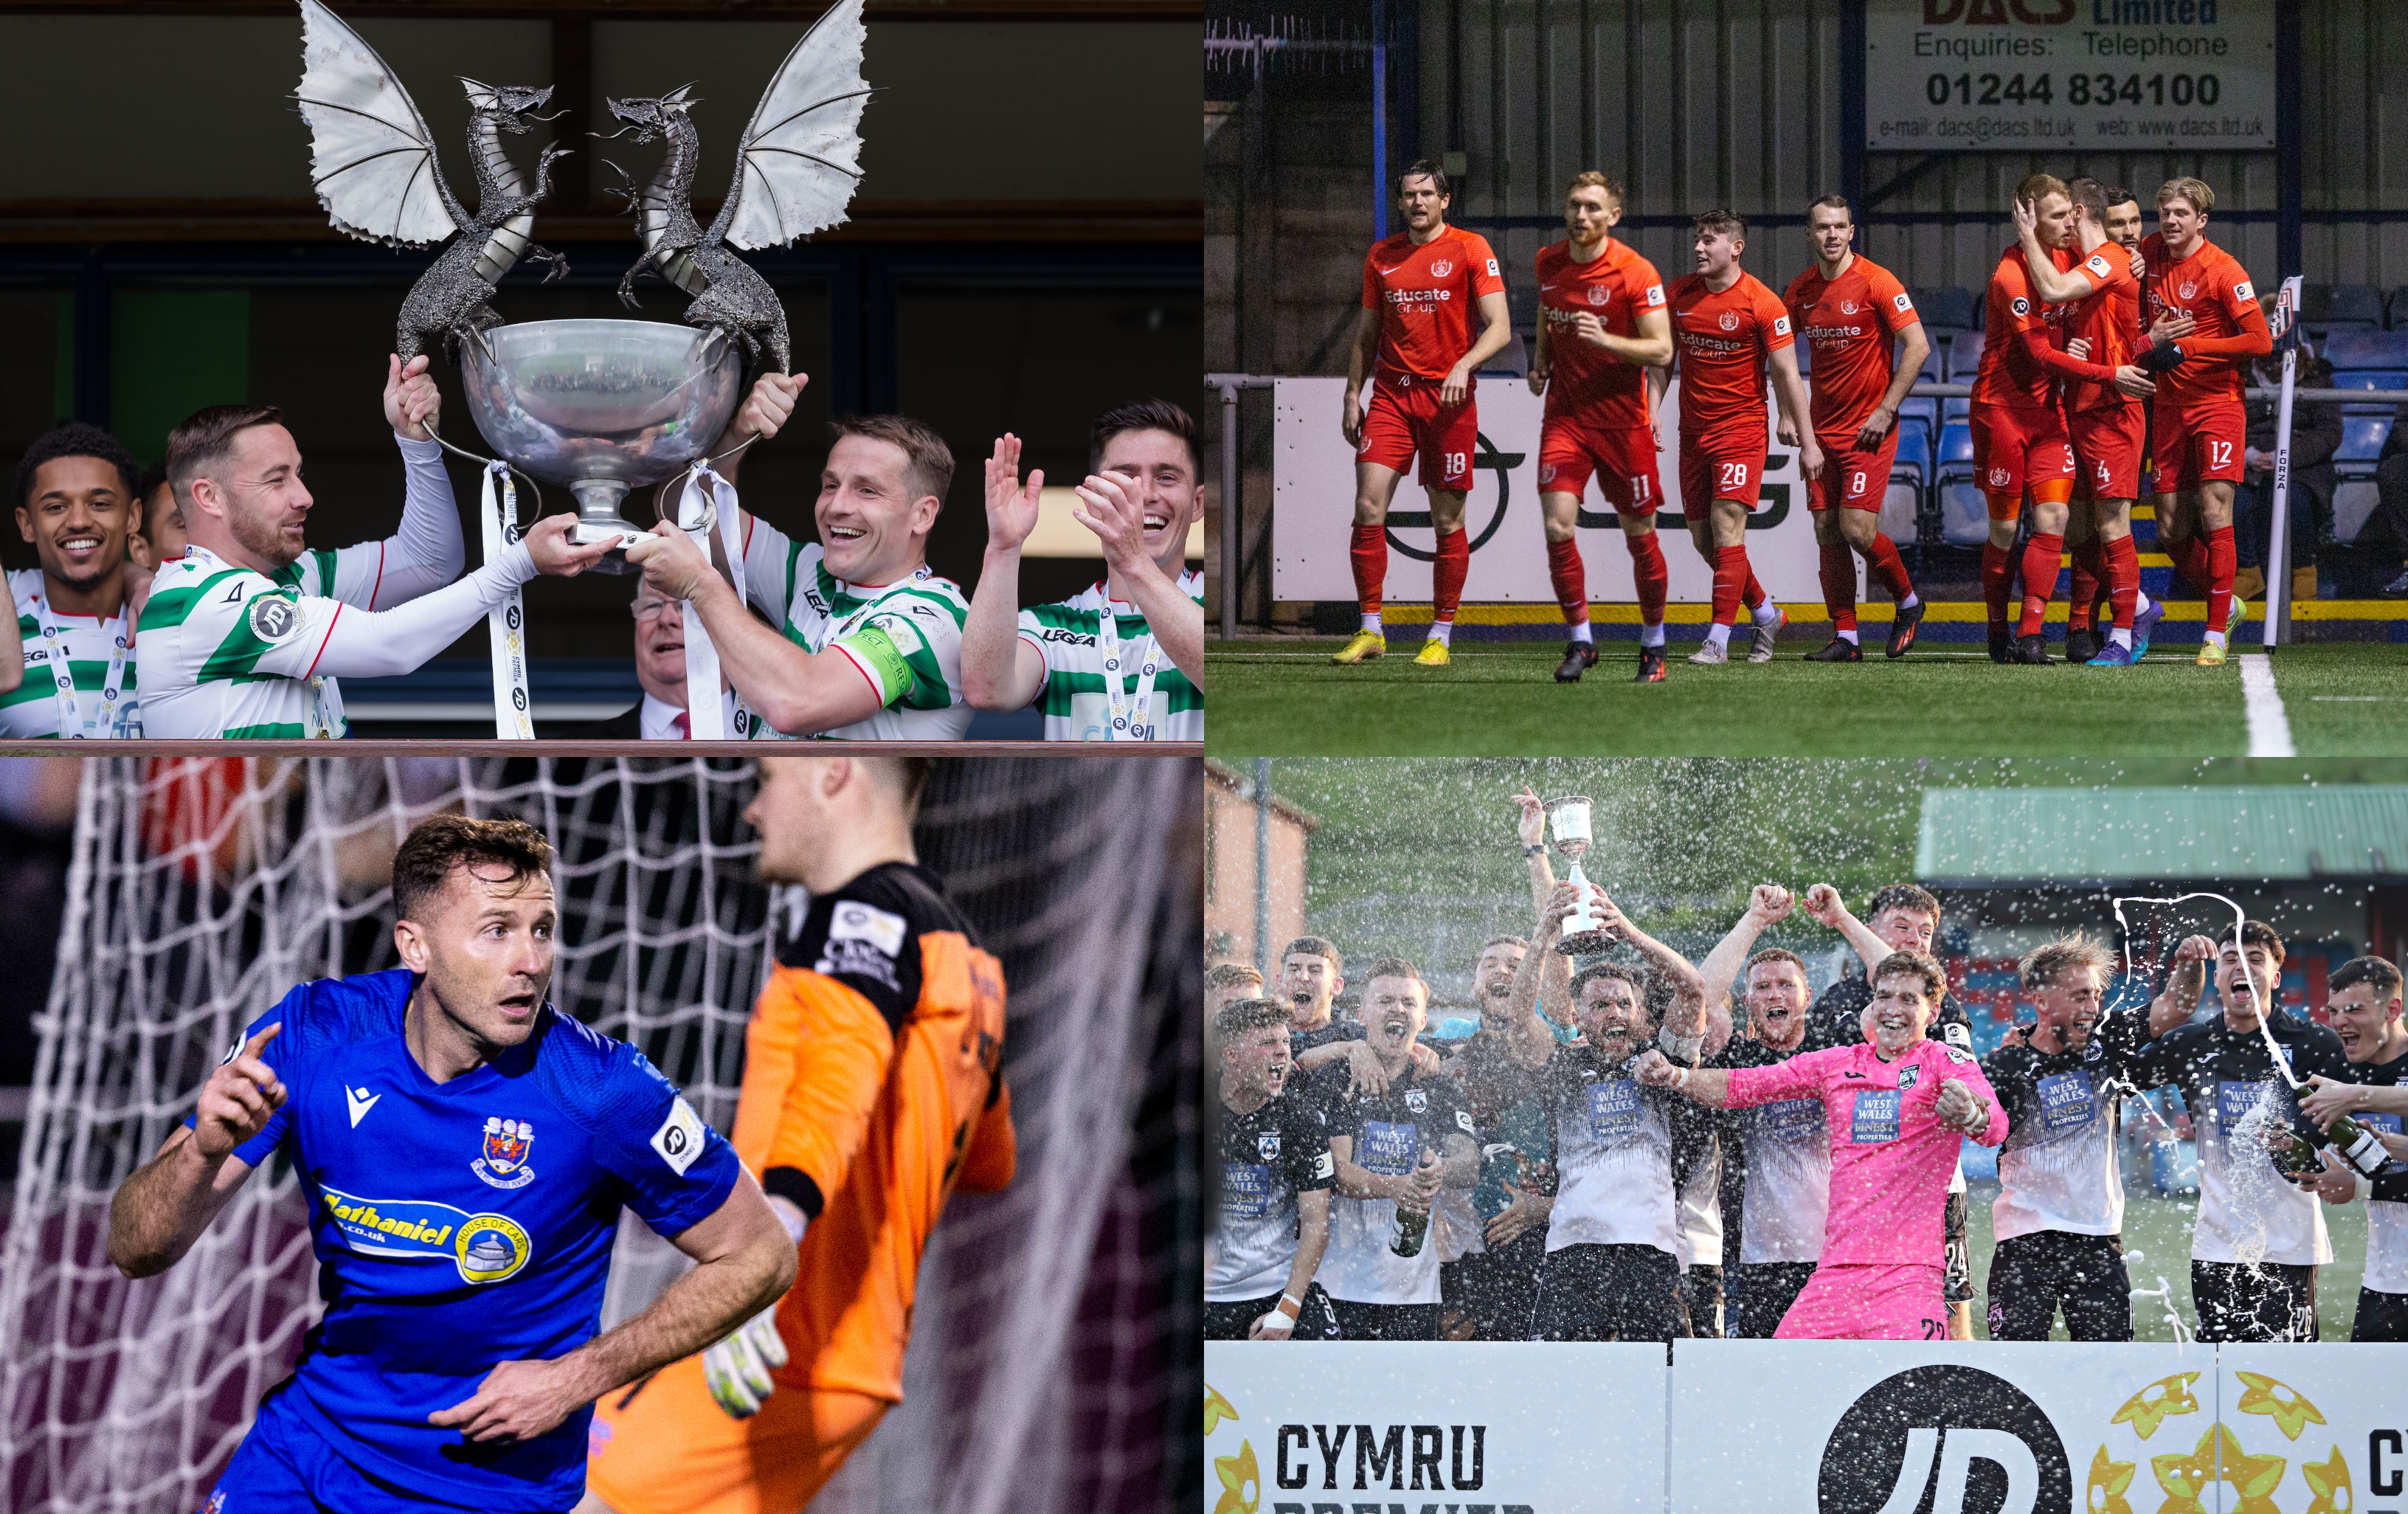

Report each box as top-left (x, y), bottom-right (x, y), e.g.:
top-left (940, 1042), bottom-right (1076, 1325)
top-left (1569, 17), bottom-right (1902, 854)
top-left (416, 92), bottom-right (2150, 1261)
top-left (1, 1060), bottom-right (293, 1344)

top-left (7, 364), bottom-right (1201, 741)
top-left (1333, 159), bottom-right (2269, 680)
top-left (1207, 787), bottom-right (2408, 1347)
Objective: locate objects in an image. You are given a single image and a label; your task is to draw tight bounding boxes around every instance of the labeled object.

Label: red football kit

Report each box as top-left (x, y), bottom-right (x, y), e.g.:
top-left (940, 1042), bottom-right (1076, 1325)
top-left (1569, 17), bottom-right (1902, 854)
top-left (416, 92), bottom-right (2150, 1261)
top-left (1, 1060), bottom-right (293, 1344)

top-left (1783, 253), bottom-right (1922, 637)
top-left (2056, 243), bottom-right (2148, 502)
top-left (2140, 231), bottom-right (2269, 639)
top-left (1349, 224), bottom-right (1506, 631)
top-left (1535, 236), bottom-right (1671, 634)
top-left (1969, 246), bottom-right (2080, 508)
top-left (1667, 269), bottom-right (1793, 515)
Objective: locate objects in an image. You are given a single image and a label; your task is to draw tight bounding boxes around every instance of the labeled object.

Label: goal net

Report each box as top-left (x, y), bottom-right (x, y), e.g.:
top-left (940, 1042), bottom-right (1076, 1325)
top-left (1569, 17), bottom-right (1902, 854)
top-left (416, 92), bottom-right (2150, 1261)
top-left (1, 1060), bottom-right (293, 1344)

top-left (0, 754), bottom-right (1194, 1514)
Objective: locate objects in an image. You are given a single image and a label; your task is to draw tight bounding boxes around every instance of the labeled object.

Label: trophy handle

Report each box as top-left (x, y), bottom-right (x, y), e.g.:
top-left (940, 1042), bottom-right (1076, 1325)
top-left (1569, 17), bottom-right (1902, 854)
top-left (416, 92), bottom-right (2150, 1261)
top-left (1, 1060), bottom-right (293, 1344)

top-left (421, 418), bottom-right (544, 523)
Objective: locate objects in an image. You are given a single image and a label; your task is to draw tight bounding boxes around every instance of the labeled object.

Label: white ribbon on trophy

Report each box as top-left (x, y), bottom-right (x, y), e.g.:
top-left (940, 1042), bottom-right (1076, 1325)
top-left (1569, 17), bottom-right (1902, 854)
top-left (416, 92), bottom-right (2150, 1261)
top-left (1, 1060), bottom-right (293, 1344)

top-left (481, 460), bottom-right (536, 740)
top-left (671, 461), bottom-right (747, 740)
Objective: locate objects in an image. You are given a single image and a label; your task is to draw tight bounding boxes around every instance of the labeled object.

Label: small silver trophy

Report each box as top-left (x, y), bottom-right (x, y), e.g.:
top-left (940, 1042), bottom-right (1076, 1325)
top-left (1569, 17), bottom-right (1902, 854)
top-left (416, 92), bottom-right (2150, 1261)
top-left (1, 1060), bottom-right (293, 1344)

top-left (1546, 796), bottom-right (1616, 956)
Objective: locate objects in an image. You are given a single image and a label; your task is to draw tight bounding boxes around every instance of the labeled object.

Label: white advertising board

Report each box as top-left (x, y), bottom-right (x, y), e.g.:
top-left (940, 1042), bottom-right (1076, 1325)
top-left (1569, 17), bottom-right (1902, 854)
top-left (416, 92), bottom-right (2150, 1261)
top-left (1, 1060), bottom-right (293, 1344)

top-left (1866, 0), bottom-right (2275, 153)
top-left (1270, 377), bottom-right (1832, 608)
top-left (1204, 1340), bottom-right (1668, 1514)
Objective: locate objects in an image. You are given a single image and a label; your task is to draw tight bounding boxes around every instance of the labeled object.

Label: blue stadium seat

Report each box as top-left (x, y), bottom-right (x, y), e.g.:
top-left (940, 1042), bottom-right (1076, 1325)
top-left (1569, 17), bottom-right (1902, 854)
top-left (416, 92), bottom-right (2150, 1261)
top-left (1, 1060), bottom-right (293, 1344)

top-left (2339, 413), bottom-right (2393, 462)
top-left (1942, 395), bottom-right (1971, 424)
top-left (1892, 416), bottom-right (1934, 478)
top-left (1915, 286), bottom-right (1978, 331)
top-left (2333, 283), bottom-right (2385, 329)
top-left (1901, 332), bottom-right (1942, 384)
top-left (1793, 338), bottom-right (1810, 376)
top-left (2387, 286), bottom-right (2408, 330)
top-left (1882, 418), bottom-right (1933, 548)
top-left (1896, 395), bottom-right (1939, 432)
top-left (2328, 370), bottom-right (2408, 417)
top-left (1934, 422), bottom-right (1987, 546)
top-left (2322, 330), bottom-right (2408, 370)
top-left (2332, 412), bottom-right (2394, 545)
top-left (1938, 421), bottom-right (1973, 465)
top-left (1944, 327), bottom-right (1986, 383)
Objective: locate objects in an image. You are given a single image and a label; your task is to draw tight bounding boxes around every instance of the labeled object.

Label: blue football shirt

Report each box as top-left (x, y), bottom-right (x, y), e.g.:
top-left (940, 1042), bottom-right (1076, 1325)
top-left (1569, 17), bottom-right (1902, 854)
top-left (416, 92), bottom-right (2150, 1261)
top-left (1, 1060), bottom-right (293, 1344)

top-left (185, 969), bottom-right (739, 1511)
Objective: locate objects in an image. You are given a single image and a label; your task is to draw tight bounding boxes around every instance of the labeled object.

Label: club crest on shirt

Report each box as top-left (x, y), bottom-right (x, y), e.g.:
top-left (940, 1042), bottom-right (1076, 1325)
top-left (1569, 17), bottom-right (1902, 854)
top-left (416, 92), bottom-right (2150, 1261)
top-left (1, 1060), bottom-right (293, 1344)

top-left (1897, 1065), bottom-right (1921, 1091)
top-left (1720, 311), bottom-right (1740, 331)
top-left (472, 1116), bottom-right (536, 1189)
top-left (1258, 1131), bottom-right (1281, 1161)
top-left (2181, 281), bottom-right (2198, 299)
top-left (1405, 1088), bottom-right (1428, 1113)
top-left (1429, 259), bottom-right (1453, 277)
top-left (1841, 300), bottom-right (1861, 314)
top-left (1589, 286), bottom-right (1609, 306)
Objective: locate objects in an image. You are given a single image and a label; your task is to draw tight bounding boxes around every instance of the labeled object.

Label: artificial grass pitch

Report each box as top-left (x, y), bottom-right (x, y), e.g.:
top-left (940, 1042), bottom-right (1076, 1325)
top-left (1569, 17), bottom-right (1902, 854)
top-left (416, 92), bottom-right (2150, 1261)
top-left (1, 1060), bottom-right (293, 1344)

top-left (1205, 638), bottom-right (2408, 756)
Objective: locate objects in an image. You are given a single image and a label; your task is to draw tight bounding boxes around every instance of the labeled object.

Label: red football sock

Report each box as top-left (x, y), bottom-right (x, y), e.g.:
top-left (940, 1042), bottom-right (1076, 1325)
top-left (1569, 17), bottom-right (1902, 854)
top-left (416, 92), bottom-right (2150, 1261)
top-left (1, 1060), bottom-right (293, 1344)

top-left (1627, 531), bottom-right (1669, 625)
top-left (1741, 564), bottom-right (1767, 613)
top-left (2206, 523), bottom-right (2237, 634)
top-left (2068, 539), bottom-right (2106, 630)
top-left (1432, 525), bottom-right (1469, 622)
top-left (2167, 535), bottom-right (2210, 600)
top-left (1546, 536), bottom-right (1588, 626)
top-left (1861, 530), bottom-right (1914, 604)
top-left (1818, 536), bottom-right (1858, 634)
top-left (1980, 542), bottom-right (2014, 629)
top-left (1350, 522), bottom-right (1387, 616)
top-left (2106, 533), bottom-right (2139, 631)
top-left (2018, 532), bottom-right (2063, 637)
top-left (1712, 545), bottom-right (1748, 628)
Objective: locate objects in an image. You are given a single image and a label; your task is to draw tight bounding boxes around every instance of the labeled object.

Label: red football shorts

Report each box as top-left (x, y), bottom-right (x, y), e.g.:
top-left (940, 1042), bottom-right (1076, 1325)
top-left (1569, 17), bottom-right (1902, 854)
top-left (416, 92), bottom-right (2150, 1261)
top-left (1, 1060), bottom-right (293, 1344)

top-left (1808, 427), bottom-right (1903, 514)
top-left (2151, 399), bottom-right (2246, 492)
top-left (1357, 373), bottom-right (1478, 491)
top-left (1970, 404), bottom-right (2075, 503)
top-left (1678, 430), bottom-right (1767, 520)
top-left (2070, 402), bottom-right (2147, 501)
top-left (1538, 418), bottom-right (1664, 514)
top-left (1774, 1262), bottom-right (1949, 1341)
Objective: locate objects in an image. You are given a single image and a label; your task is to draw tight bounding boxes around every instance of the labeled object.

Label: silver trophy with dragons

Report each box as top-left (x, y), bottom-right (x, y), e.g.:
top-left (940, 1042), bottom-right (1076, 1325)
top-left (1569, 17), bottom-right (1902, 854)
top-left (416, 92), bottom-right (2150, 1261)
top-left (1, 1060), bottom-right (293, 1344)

top-left (294, 0), bottom-right (868, 567)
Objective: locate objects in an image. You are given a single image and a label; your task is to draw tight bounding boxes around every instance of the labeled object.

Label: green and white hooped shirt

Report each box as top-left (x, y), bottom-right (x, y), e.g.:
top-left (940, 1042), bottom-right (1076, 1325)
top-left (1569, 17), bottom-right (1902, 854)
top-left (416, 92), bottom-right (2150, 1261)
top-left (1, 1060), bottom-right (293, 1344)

top-left (1015, 570), bottom-right (1203, 742)
top-left (736, 517), bottom-right (973, 742)
top-left (135, 545), bottom-right (373, 739)
top-left (4, 569), bottom-right (139, 739)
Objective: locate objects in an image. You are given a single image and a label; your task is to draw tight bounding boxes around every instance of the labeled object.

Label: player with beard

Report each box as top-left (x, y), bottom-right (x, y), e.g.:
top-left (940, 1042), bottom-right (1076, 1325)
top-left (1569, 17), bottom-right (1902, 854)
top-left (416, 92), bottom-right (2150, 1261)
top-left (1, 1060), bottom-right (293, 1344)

top-left (2138, 177), bottom-right (2271, 666)
top-left (1312, 958), bottom-right (1478, 1341)
top-left (1692, 885), bottom-right (1830, 1336)
top-left (2060, 187), bottom-right (2156, 644)
top-left (1980, 935), bottom-right (2151, 1341)
top-left (1798, 881), bottom-right (1978, 1335)
top-left (2122, 922), bottom-right (2350, 1341)
top-left (2294, 957), bottom-right (2408, 1341)
top-left (2009, 179), bottom-right (2170, 666)
top-left (141, 371), bottom-right (606, 739)
top-left (1499, 883), bottom-right (1710, 1342)
top-left (1206, 998), bottom-right (1339, 1341)
top-left (1638, 950), bottom-right (2007, 1340)
top-left (8, 423), bottom-right (145, 737)
top-left (1430, 933), bottom-right (1557, 1339)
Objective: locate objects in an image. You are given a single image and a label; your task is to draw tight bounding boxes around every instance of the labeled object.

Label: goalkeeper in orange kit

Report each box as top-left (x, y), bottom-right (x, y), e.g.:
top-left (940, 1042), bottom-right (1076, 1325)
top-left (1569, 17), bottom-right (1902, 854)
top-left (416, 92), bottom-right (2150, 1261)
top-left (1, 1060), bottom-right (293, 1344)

top-left (578, 756), bottom-right (1016, 1514)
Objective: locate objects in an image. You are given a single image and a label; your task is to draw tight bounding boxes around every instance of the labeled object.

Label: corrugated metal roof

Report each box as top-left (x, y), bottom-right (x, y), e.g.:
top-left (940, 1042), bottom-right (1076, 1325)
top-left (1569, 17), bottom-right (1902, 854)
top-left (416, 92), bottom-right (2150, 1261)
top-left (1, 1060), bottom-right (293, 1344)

top-left (1916, 787), bottom-right (2408, 884)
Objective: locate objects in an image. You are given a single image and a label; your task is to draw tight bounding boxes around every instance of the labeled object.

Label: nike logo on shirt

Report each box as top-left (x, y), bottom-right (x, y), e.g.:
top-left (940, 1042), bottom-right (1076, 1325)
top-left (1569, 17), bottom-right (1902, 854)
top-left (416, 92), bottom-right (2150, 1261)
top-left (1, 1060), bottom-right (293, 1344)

top-left (346, 1086), bottom-right (379, 1127)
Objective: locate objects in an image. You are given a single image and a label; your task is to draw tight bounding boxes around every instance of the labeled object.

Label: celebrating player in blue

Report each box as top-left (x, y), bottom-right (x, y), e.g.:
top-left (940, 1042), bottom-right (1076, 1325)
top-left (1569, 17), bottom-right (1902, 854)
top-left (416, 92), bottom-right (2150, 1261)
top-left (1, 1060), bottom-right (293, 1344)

top-left (106, 815), bottom-right (798, 1514)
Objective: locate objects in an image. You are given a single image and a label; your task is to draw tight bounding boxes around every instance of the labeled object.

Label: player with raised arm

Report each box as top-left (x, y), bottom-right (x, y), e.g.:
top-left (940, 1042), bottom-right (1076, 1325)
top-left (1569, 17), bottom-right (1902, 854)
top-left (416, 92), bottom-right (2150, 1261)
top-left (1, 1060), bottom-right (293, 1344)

top-left (1968, 173), bottom-right (2085, 664)
top-left (1207, 998), bottom-right (1339, 1341)
top-left (1690, 885), bottom-right (1830, 1336)
top-left (2292, 957), bottom-right (2408, 1341)
top-left (1527, 172), bottom-right (1675, 682)
top-left (140, 364), bottom-right (597, 738)
top-left (1664, 210), bottom-right (1821, 666)
top-left (1495, 881), bottom-right (1714, 1341)
top-left (2137, 176), bottom-right (2272, 665)
top-left (1979, 935), bottom-right (2150, 1341)
top-left (1637, 950), bottom-right (2007, 1341)
top-left (1332, 161), bottom-right (1512, 668)
top-left (1782, 196), bottom-right (1930, 661)
top-left (961, 400), bottom-right (1204, 739)
top-left (585, 756), bottom-right (1016, 1514)
top-left (106, 816), bottom-right (792, 1513)
top-left (2010, 179), bottom-right (2167, 666)
top-left (1309, 957), bottom-right (1478, 1341)
top-left (2121, 922), bottom-right (2350, 1341)
top-left (626, 407), bottom-right (978, 739)
top-left (7, 423), bottom-right (145, 737)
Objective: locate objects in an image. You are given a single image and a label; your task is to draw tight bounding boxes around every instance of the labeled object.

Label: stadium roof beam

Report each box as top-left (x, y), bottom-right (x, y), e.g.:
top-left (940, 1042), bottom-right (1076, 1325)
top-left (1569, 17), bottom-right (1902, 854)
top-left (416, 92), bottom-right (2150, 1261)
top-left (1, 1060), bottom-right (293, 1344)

top-left (1916, 786), bottom-right (2408, 887)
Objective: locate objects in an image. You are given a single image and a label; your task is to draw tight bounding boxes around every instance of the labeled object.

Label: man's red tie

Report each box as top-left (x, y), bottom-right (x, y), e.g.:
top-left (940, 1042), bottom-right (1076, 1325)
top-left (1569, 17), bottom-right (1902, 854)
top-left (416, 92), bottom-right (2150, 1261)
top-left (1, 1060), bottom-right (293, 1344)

top-left (672, 711), bottom-right (690, 739)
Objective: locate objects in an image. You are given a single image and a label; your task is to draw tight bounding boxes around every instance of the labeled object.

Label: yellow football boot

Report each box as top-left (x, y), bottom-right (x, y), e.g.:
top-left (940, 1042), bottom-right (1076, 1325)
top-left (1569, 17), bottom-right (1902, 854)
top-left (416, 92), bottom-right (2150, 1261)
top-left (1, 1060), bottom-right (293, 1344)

top-left (1330, 629), bottom-right (1386, 665)
top-left (1414, 639), bottom-right (1451, 666)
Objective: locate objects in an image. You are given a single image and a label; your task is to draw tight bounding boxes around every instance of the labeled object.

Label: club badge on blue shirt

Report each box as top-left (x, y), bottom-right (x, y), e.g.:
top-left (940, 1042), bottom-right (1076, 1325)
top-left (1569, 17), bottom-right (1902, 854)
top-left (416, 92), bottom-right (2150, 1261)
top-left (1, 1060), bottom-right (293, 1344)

top-left (1405, 1089), bottom-right (1428, 1113)
top-left (473, 1116), bottom-right (537, 1189)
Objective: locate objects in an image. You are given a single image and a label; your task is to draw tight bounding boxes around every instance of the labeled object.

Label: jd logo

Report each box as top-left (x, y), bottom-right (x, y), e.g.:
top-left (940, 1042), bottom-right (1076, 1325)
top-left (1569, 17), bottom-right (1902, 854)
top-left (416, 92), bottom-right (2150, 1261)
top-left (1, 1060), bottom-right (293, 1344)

top-left (1820, 1366), bottom-right (2070, 1514)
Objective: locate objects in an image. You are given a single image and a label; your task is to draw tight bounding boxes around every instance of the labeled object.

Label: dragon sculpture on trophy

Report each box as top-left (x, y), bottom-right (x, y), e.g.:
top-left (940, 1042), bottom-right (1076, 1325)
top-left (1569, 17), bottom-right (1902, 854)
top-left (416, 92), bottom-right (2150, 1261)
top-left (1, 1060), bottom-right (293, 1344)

top-left (598, 0), bottom-right (870, 374)
top-left (294, 0), bottom-right (572, 361)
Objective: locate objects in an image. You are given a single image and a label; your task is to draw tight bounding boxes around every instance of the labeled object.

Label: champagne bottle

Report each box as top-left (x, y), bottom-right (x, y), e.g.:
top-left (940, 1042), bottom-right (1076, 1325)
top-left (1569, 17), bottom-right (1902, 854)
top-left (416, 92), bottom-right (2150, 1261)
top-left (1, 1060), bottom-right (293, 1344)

top-left (2268, 1126), bottom-right (2325, 1179)
top-left (1388, 1200), bottom-right (1430, 1258)
top-left (2325, 1115), bottom-right (2391, 1178)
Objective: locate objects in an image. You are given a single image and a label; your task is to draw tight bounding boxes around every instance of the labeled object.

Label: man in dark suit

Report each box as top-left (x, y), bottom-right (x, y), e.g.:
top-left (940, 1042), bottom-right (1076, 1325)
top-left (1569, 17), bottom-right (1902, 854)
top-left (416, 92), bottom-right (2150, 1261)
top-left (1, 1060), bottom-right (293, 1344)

top-left (2234, 345), bottom-right (2340, 603)
top-left (567, 587), bottom-right (733, 739)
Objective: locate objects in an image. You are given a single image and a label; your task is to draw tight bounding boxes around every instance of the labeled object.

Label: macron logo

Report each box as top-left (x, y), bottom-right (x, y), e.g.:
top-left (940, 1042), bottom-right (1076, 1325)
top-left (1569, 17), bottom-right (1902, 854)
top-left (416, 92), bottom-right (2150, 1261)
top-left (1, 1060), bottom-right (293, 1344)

top-left (346, 1086), bottom-right (380, 1128)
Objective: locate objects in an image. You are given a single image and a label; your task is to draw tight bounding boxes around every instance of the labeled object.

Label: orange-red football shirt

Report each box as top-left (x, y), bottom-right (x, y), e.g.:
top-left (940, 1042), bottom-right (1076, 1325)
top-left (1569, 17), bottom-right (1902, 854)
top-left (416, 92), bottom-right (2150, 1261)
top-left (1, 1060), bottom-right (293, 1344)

top-left (2058, 243), bottom-right (2145, 413)
top-left (1783, 254), bottom-right (1917, 437)
top-left (1361, 225), bottom-right (1506, 381)
top-left (1535, 236), bottom-right (1667, 429)
top-left (1666, 269), bottom-right (1793, 443)
top-left (1971, 246), bottom-right (2073, 413)
top-left (2141, 233), bottom-right (2269, 409)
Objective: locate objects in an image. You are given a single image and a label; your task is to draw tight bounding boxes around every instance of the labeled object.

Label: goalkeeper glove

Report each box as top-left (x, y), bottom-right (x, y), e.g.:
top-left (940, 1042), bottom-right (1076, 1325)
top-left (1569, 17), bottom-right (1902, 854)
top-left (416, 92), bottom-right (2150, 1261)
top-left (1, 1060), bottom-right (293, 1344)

top-left (702, 1304), bottom-right (790, 1419)
top-left (2136, 342), bottom-right (2187, 373)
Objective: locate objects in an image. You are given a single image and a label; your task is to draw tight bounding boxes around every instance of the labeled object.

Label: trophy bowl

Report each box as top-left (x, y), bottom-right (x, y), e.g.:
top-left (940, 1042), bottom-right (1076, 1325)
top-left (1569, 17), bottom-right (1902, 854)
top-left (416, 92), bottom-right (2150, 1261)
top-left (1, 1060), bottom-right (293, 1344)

top-left (460, 319), bottom-right (745, 574)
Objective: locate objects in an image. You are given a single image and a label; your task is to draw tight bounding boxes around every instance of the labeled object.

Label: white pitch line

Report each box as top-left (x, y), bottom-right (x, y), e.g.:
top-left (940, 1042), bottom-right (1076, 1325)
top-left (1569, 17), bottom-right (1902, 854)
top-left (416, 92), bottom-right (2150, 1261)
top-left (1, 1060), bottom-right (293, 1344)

top-left (2238, 654), bottom-right (2295, 756)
